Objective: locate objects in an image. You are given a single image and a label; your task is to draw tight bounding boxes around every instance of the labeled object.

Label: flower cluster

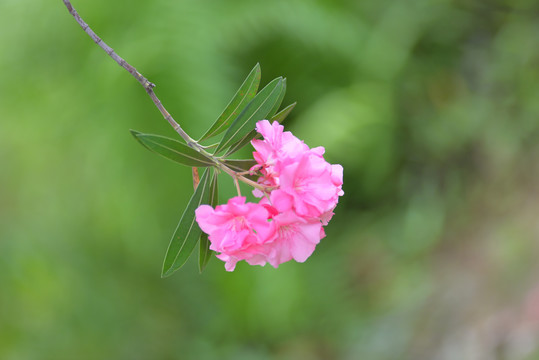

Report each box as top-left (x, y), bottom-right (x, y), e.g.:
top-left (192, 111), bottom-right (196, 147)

top-left (195, 120), bottom-right (343, 271)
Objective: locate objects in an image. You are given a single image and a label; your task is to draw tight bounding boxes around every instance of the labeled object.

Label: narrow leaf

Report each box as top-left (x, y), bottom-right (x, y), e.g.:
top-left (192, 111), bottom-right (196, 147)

top-left (270, 102), bottom-right (297, 124)
top-left (222, 159), bottom-right (258, 172)
top-left (130, 130), bottom-right (215, 167)
top-left (224, 102), bottom-right (297, 156)
top-left (198, 170), bottom-right (218, 273)
top-left (162, 169), bottom-right (212, 277)
top-left (199, 64), bottom-right (261, 141)
top-left (216, 77), bottom-right (284, 153)
top-left (268, 78), bottom-right (286, 118)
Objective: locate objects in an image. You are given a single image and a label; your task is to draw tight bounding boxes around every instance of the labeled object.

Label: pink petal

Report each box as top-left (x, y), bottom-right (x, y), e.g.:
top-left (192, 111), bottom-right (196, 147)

top-left (290, 238), bottom-right (316, 263)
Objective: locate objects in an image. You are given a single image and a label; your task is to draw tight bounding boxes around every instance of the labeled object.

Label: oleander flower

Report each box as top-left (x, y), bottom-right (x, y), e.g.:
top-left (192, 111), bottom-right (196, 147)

top-left (195, 196), bottom-right (275, 271)
top-left (195, 120), bottom-right (343, 271)
top-left (270, 149), bottom-right (343, 217)
top-left (263, 209), bottom-right (325, 268)
top-left (251, 120), bottom-right (309, 187)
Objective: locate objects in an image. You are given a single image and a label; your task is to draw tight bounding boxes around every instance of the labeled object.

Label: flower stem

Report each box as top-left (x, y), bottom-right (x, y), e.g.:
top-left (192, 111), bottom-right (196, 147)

top-left (233, 177), bottom-right (241, 197)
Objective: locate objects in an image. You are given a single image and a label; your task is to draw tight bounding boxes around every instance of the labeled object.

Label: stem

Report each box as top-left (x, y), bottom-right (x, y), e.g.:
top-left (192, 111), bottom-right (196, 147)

top-left (62, 0), bottom-right (270, 194)
top-left (216, 163), bottom-right (267, 192)
top-left (233, 177), bottom-right (241, 197)
top-left (62, 0), bottom-right (197, 147)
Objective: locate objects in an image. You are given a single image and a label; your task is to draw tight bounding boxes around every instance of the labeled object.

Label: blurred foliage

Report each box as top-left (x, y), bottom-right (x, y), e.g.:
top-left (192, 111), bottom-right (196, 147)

top-left (1, 0), bottom-right (539, 358)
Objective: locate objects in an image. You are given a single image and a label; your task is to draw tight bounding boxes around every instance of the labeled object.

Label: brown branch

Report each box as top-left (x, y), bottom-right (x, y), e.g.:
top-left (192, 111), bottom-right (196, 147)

top-left (62, 0), bottom-right (270, 194)
top-left (62, 0), bottom-right (197, 147)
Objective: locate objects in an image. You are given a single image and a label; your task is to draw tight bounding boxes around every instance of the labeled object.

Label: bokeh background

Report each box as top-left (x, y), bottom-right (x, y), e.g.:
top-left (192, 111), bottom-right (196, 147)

top-left (2, 0), bottom-right (539, 358)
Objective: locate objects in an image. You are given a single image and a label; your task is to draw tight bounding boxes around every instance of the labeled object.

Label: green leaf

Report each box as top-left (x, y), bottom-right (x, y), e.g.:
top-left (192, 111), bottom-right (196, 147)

top-left (199, 64), bottom-right (261, 141)
top-left (224, 102), bottom-right (297, 156)
top-left (198, 170), bottom-right (218, 273)
top-left (268, 78), bottom-right (286, 118)
top-left (131, 130), bottom-right (215, 167)
top-left (270, 102), bottom-right (297, 124)
top-left (162, 169), bottom-right (212, 277)
top-left (222, 159), bottom-right (258, 172)
top-left (215, 77), bottom-right (284, 153)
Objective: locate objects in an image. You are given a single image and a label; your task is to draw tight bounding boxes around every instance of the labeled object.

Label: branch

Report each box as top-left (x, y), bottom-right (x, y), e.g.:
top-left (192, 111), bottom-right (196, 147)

top-left (61, 0), bottom-right (197, 147)
top-left (62, 0), bottom-right (270, 194)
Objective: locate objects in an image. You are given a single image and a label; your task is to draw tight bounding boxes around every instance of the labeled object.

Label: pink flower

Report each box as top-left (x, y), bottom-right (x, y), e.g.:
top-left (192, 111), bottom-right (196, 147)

top-left (252, 121), bottom-right (344, 215)
top-left (195, 196), bottom-right (274, 271)
top-left (270, 150), bottom-right (343, 217)
top-left (263, 210), bottom-right (325, 268)
top-left (251, 120), bottom-right (309, 188)
top-left (195, 120), bottom-right (343, 271)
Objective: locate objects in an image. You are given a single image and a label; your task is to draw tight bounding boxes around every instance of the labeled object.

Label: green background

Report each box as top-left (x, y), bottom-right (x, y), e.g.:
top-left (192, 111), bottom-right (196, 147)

top-left (2, 0), bottom-right (539, 358)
